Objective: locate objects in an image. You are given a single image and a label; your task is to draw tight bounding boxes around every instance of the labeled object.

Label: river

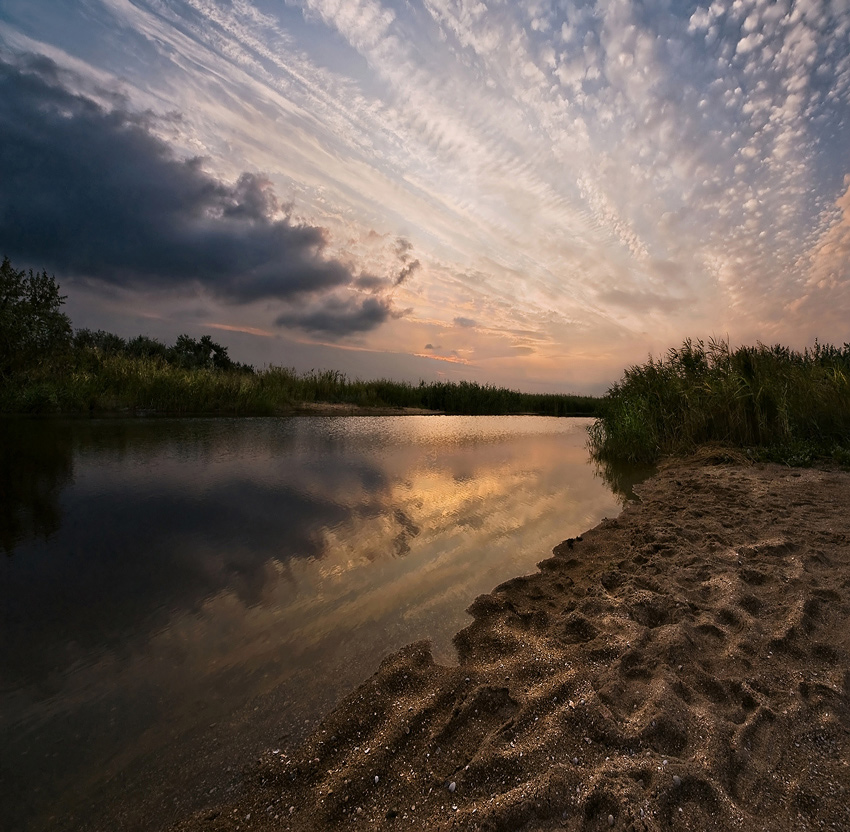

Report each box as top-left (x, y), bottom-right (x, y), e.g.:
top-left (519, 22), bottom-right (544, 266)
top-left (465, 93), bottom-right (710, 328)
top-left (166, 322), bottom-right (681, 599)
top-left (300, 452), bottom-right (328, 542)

top-left (0, 415), bottom-right (640, 831)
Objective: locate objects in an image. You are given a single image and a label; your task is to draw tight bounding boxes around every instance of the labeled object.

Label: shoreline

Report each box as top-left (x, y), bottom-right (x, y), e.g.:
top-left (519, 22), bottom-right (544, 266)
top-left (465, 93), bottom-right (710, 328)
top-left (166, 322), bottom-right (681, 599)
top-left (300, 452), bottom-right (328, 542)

top-left (286, 403), bottom-right (444, 416)
top-left (0, 404), bottom-right (447, 419)
top-left (1, 406), bottom-right (608, 419)
top-left (171, 460), bottom-right (850, 832)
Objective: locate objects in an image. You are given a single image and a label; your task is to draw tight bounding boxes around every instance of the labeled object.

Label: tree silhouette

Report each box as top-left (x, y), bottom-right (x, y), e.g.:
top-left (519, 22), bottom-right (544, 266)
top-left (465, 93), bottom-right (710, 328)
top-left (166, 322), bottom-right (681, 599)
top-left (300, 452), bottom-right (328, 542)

top-left (168, 333), bottom-right (237, 371)
top-left (0, 256), bottom-right (72, 380)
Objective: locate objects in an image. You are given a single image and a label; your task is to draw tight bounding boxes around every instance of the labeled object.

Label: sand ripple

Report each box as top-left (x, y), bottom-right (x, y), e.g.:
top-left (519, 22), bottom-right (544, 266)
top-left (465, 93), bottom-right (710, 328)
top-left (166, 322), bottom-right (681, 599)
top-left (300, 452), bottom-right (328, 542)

top-left (174, 462), bottom-right (850, 831)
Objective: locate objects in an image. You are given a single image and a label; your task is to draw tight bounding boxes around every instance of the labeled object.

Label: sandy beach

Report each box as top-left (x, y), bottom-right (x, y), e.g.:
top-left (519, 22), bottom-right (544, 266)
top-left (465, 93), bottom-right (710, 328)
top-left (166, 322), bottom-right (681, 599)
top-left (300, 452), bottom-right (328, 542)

top-left (172, 460), bottom-right (850, 832)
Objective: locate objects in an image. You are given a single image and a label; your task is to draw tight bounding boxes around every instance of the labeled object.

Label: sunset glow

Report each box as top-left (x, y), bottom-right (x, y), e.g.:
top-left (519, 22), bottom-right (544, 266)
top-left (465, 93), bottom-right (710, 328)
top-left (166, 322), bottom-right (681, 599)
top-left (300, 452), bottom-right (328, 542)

top-left (1, 0), bottom-right (848, 392)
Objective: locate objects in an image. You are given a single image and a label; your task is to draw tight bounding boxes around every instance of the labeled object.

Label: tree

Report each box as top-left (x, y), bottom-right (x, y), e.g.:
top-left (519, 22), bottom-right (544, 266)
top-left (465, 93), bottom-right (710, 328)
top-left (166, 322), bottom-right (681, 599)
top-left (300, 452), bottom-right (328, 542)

top-left (0, 256), bottom-right (72, 380)
top-left (125, 335), bottom-right (167, 360)
top-left (73, 328), bottom-right (127, 354)
top-left (168, 333), bottom-right (237, 371)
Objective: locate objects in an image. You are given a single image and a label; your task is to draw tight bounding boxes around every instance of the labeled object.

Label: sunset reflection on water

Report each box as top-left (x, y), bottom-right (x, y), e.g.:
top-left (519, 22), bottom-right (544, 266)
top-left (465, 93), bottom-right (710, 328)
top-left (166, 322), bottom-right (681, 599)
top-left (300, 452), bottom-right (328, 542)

top-left (1, 415), bottom-right (629, 831)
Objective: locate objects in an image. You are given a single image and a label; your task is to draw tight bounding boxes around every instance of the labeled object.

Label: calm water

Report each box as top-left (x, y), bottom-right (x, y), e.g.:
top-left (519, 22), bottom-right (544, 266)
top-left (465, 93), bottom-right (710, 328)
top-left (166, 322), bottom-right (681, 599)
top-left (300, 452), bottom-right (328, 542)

top-left (0, 416), bottom-right (638, 831)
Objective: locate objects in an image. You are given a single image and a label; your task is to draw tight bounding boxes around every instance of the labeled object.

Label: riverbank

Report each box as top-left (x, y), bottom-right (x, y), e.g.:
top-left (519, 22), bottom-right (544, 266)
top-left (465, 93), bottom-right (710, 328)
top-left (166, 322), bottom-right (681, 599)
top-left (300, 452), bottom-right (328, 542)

top-left (172, 459), bottom-right (850, 832)
top-left (4, 355), bottom-right (601, 418)
top-left (285, 403), bottom-right (443, 416)
top-left (6, 403), bottom-right (447, 418)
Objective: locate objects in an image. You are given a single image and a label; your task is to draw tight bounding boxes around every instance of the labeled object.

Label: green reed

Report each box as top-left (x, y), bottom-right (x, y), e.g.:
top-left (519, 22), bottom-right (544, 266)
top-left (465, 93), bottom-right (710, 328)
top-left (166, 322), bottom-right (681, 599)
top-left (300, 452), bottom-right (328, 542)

top-left (3, 350), bottom-right (601, 417)
top-left (588, 338), bottom-right (850, 465)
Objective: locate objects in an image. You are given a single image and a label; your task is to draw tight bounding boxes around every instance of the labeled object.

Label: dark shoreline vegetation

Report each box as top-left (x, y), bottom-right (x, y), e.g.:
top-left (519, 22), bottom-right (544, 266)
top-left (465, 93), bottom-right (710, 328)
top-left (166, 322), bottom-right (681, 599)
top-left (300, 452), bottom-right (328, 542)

top-left (0, 257), bottom-right (599, 418)
top-left (588, 338), bottom-right (850, 467)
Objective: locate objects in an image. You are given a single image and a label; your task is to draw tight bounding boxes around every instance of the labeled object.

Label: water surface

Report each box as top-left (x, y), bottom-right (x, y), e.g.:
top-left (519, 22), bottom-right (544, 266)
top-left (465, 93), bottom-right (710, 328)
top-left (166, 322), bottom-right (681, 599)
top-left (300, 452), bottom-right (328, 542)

top-left (0, 416), bottom-right (634, 831)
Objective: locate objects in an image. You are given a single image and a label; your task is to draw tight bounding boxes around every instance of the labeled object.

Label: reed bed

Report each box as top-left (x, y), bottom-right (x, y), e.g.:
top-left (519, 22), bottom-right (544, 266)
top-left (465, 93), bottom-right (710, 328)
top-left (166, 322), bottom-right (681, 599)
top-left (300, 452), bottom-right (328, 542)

top-left (3, 352), bottom-right (600, 417)
top-left (588, 338), bottom-right (850, 465)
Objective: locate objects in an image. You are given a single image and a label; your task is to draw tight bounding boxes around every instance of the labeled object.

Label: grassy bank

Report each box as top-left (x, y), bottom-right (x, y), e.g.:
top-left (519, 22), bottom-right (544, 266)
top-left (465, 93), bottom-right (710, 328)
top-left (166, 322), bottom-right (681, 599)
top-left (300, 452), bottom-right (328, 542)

top-left (588, 338), bottom-right (850, 466)
top-left (3, 351), bottom-right (601, 417)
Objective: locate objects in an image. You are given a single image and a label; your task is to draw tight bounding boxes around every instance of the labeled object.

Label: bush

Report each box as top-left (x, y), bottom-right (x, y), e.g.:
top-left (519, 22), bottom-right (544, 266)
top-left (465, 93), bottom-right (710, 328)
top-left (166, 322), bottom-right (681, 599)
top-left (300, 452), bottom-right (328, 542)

top-left (18, 383), bottom-right (61, 414)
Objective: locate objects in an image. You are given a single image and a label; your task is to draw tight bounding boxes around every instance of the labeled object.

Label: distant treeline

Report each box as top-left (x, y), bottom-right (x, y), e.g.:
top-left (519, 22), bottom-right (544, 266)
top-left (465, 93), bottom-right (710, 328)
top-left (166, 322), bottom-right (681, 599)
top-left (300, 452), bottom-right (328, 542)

top-left (72, 328), bottom-right (256, 373)
top-left (589, 338), bottom-right (850, 467)
top-left (0, 256), bottom-right (599, 417)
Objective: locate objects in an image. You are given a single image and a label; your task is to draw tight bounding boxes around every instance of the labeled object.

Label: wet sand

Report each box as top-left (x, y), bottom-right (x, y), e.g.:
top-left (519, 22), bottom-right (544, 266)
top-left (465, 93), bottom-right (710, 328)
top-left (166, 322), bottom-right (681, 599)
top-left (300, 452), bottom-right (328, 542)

top-left (173, 461), bottom-right (850, 831)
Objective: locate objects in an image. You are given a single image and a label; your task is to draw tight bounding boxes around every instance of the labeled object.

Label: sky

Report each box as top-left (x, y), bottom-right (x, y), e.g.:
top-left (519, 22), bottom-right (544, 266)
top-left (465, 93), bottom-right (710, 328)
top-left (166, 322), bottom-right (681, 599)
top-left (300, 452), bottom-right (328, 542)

top-left (1, 0), bottom-right (849, 394)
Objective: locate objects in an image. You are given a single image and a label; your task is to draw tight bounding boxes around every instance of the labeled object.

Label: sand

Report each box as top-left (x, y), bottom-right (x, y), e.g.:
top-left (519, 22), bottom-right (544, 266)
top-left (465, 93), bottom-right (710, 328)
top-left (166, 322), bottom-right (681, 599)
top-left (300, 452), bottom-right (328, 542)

top-left (172, 460), bottom-right (850, 832)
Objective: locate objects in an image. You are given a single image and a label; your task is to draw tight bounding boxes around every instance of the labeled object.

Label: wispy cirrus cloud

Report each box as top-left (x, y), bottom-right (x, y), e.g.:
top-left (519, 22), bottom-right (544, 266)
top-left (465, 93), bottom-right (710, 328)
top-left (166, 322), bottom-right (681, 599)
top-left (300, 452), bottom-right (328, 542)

top-left (1, 0), bottom-right (849, 389)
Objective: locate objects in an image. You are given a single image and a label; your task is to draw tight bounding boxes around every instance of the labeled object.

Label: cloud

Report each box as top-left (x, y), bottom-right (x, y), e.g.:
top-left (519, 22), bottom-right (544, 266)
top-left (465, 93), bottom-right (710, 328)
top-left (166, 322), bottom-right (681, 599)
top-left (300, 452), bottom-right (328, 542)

top-left (787, 175), bottom-right (850, 330)
top-left (412, 351), bottom-right (470, 365)
top-left (0, 54), bottom-right (395, 333)
top-left (395, 258), bottom-right (421, 286)
top-left (597, 288), bottom-right (684, 314)
top-left (276, 295), bottom-right (402, 336)
top-left (395, 237), bottom-right (414, 259)
top-left (390, 237), bottom-right (421, 286)
top-left (354, 273), bottom-right (387, 291)
top-left (454, 316), bottom-right (477, 328)
top-left (4, 0), bottom-right (850, 387)
top-left (805, 176), bottom-right (850, 294)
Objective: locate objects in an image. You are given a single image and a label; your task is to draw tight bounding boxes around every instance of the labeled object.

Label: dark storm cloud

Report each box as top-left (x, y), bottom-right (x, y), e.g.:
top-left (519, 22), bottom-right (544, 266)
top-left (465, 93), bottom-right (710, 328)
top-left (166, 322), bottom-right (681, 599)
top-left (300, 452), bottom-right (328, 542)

top-left (355, 273), bottom-right (388, 291)
top-left (0, 55), bottom-right (359, 305)
top-left (276, 295), bottom-right (398, 336)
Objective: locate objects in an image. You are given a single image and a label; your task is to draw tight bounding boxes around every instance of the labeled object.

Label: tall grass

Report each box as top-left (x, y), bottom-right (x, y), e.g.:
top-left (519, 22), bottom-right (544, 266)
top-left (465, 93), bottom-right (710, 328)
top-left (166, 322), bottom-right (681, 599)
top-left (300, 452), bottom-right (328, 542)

top-left (588, 338), bottom-right (850, 465)
top-left (2, 350), bottom-right (601, 417)
top-left (6, 354), bottom-right (277, 415)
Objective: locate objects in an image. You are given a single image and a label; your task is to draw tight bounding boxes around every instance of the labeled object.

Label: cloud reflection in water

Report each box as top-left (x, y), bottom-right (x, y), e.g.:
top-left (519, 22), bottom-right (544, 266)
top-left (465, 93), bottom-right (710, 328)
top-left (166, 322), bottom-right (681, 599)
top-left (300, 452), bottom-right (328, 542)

top-left (0, 416), bottom-right (626, 831)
